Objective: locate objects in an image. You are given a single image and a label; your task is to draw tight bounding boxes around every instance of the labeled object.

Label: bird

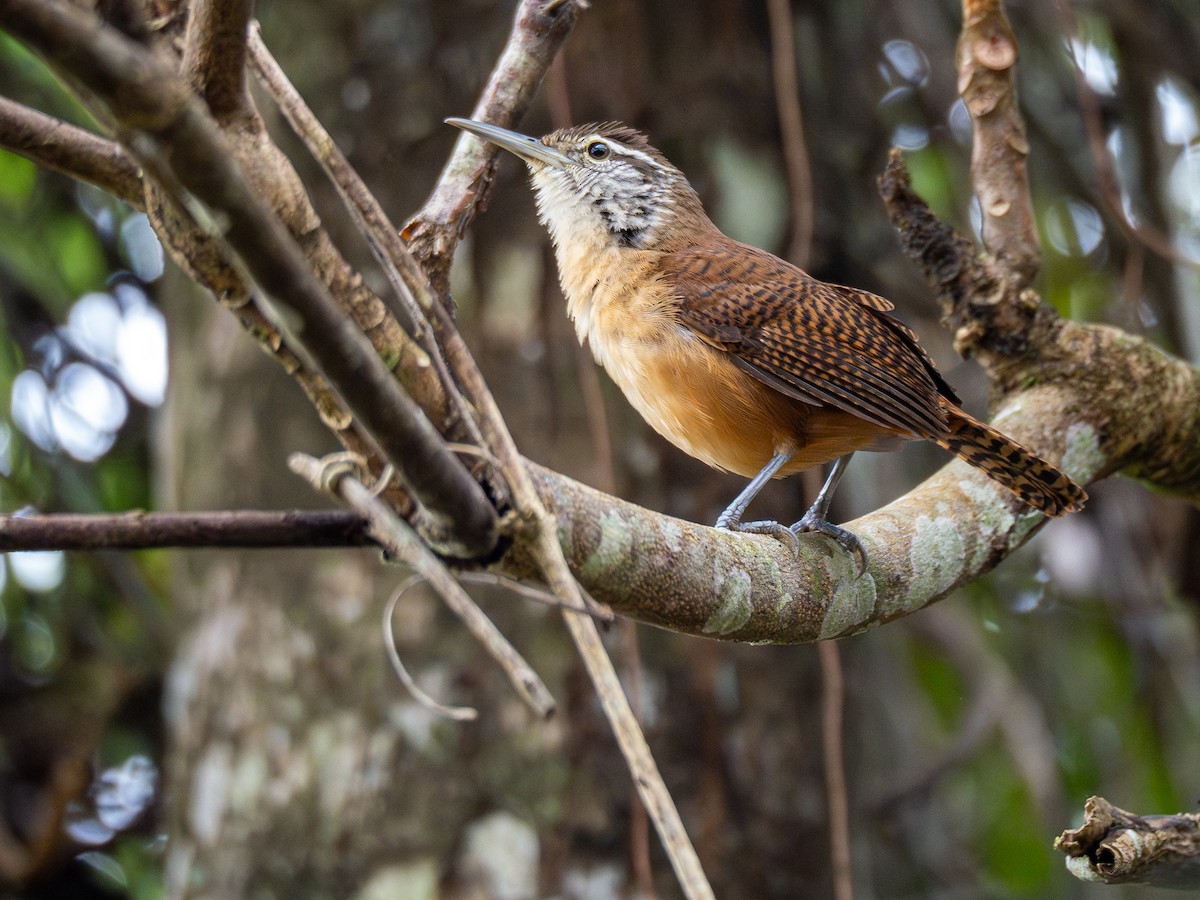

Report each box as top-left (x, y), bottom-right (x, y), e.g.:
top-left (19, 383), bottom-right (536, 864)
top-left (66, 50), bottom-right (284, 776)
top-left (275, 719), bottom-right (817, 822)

top-left (445, 117), bottom-right (1087, 572)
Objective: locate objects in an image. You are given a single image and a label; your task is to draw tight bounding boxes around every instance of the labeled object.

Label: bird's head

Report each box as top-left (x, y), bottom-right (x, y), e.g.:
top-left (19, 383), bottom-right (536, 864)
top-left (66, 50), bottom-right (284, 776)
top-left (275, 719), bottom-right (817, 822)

top-left (447, 118), bottom-right (711, 252)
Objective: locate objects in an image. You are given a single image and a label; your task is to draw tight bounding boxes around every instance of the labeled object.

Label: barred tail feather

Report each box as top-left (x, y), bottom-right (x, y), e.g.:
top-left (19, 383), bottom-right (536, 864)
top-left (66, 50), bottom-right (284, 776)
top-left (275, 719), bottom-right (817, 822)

top-left (934, 406), bottom-right (1087, 516)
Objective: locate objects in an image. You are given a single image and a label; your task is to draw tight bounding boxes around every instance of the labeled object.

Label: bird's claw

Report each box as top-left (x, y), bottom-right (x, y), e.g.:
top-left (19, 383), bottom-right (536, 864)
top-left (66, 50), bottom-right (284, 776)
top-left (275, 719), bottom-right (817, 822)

top-left (788, 513), bottom-right (868, 577)
top-left (719, 517), bottom-right (867, 576)
top-left (719, 518), bottom-right (801, 555)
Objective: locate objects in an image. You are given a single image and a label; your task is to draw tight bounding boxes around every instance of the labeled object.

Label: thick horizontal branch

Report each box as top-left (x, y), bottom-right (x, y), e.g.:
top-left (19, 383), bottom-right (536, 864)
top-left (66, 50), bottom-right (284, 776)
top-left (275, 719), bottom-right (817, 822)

top-left (0, 95), bottom-right (144, 207)
top-left (497, 309), bottom-right (1200, 643)
top-left (0, 511), bottom-right (371, 551)
top-left (1057, 796), bottom-right (1200, 889)
top-left (0, 0), bottom-right (499, 559)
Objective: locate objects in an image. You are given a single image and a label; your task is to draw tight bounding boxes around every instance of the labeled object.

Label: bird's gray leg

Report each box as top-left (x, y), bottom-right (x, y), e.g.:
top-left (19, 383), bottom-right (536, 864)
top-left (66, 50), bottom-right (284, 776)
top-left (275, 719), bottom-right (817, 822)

top-left (715, 451), bottom-right (800, 552)
top-left (788, 454), bottom-right (867, 575)
top-left (716, 450), bottom-right (792, 529)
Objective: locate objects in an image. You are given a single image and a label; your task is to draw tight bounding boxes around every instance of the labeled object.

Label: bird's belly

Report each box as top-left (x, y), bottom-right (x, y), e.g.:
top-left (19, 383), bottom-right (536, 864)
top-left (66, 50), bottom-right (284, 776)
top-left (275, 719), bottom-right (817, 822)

top-left (595, 330), bottom-right (892, 478)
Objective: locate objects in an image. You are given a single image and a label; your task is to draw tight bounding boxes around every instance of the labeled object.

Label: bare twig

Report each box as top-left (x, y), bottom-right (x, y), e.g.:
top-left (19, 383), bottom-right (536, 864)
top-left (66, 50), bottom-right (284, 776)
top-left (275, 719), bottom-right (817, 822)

top-left (563, 611), bottom-right (714, 899)
top-left (245, 26), bottom-right (493, 472)
top-left (456, 571), bottom-right (606, 619)
top-left (1057, 796), bottom-right (1200, 889)
top-left (0, 0), bottom-right (498, 558)
top-left (290, 452), bottom-right (555, 719)
top-left (894, 606), bottom-right (1060, 822)
top-left (540, 65), bottom-right (655, 892)
top-left (0, 510), bottom-right (371, 551)
top-left (0, 95), bottom-right (144, 207)
top-left (403, 0), bottom-right (585, 295)
top-left (1052, 0), bottom-right (1200, 271)
top-left (181, 0), bottom-right (254, 121)
top-left (383, 574), bottom-right (478, 721)
top-left (958, 0), bottom-right (1040, 286)
top-left (819, 641), bottom-right (854, 900)
top-left (427, 299), bottom-right (716, 893)
top-left (766, 0), bottom-right (815, 268)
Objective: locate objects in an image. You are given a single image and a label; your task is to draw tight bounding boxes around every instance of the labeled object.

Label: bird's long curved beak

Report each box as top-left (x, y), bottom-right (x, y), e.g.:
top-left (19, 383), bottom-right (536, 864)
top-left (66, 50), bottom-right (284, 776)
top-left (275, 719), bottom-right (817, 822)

top-left (446, 118), bottom-right (571, 170)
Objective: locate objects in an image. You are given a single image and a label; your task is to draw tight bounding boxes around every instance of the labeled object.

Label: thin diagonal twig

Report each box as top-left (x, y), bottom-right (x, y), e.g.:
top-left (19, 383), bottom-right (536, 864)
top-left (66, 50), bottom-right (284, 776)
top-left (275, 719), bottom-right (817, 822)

top-left (246, 25), bottom-right (491, 465)
top-left (1052, 0), bottom-right (1200, 271)
top-left (404, 0), bottom-right (585, 294)
top-left (290, 452), bottom-right (555, 719)
top-left (0, 96), bottom-right (144, 207)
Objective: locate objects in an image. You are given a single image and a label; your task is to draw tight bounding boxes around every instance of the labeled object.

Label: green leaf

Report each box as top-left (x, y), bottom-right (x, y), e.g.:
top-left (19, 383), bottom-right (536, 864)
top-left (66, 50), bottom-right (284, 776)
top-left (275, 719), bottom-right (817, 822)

top-left (0, 150), bottom-right (37, 206)
top-left (53, 213), bottom-right (109, 298)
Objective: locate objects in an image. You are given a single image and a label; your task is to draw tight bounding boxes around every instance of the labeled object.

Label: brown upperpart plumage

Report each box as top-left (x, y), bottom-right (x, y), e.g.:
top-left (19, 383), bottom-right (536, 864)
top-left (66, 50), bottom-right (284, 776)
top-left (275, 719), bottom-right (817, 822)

top-left (450, 118), bottom-right (1087, 520)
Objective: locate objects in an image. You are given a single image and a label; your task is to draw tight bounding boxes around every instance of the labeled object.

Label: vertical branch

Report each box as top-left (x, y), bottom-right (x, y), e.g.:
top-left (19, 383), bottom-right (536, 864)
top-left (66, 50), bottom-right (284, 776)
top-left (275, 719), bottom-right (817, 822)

top-left (819, 641), bottom-right (853, 900)
top-left (957, 0), bottom-right (1040, 286)
top-left (766, 0), bottom-right (815, 268)
top-left (1052, 0), bottom-right (1199, 272)
top-left (803, 466), bottom-right (854, 900)
top-left (181, 0), bottom-right (255, 121)
top-left (403, 0), bottom-right (584, 296)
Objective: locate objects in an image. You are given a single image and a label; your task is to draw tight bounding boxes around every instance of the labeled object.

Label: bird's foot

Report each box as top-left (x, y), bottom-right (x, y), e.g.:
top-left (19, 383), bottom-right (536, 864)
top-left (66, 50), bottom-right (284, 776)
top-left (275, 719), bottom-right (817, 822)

top-left (716, 518), bottom-right (801, 555)
top-left (717, 513), bottom-right (867, 577)
top-left (788, 512), bottom-right (868, 577)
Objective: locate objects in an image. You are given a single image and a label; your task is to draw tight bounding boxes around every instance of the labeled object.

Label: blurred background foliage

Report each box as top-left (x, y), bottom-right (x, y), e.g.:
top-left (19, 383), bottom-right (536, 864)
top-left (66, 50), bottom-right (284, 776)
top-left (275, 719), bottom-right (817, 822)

top-left (1, 0), bottom-right (1199, 897)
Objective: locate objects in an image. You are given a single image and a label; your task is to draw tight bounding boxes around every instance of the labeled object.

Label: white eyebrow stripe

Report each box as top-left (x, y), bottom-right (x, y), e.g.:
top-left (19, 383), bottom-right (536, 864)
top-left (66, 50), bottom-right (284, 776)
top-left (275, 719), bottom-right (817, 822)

top-left (597, 140), bottom-right (669, 172)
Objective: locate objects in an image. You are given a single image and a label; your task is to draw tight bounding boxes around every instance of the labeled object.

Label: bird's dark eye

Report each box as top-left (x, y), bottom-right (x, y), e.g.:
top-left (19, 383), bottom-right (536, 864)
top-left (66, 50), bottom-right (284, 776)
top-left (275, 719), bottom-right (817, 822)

top-left (587, 141), bottom-right (610, 160)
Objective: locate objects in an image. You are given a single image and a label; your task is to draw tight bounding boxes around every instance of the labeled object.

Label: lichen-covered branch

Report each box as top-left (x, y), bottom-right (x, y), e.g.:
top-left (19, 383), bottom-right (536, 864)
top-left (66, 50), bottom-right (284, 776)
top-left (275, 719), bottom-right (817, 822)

top-left (1057, 796), bottom-right (1200, 889)
top-left (0, 95), bottom-right (144, 207)
top-left (498, 307), bottom-right (1200, 642)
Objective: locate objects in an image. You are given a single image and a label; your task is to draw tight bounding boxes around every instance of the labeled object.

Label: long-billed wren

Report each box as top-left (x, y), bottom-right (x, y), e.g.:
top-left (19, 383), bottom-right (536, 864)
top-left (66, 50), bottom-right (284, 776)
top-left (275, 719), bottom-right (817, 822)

top-left (447, 118), bottom-right (1087, 571)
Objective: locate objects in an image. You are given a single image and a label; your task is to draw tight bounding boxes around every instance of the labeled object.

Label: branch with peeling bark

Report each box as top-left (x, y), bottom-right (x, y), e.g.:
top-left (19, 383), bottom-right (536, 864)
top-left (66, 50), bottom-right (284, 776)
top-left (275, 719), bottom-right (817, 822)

top-left (1057, 796), bottom-right (1200, 889)
top-left (959, 0), bottom-right (1039, 287)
